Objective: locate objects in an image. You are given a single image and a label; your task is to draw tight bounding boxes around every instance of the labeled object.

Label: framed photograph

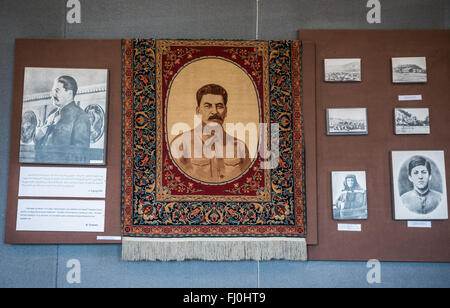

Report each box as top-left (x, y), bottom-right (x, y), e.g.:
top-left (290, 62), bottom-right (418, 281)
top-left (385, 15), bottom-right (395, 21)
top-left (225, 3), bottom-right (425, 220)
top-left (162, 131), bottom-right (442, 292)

top-left (392, 57), bottom-right (427, 83)
top-left (20, 67), bottom-right (109, 165)
top-left (331, 171), bottom-right (368, 220)
top-left (324, 58), bottom-right (361, 82)
top-left (394, 108), bottom-right (430, 135)
top-left (391, 151), bottom-right (448, 220)
top-left (326, 108), bottom-right (368, 135)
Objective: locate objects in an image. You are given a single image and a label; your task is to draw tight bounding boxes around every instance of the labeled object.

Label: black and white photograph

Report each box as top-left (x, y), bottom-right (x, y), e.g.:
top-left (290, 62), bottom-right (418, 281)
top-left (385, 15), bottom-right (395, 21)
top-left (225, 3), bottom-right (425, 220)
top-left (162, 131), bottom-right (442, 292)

top-left (391, 151), bottom-right (448, 220)
top-left (326, 108), bottom-right (368, 135)
top-left (392, 57), bottom-right (427, 83)
top-left (324, 58), bottom-right (361, 82)
top-left (20, 67), bottom-right (109, 165)
top-left (395, 108), bottom-right (430, 135)
top-left (332, 171), bottom-right (368, 220)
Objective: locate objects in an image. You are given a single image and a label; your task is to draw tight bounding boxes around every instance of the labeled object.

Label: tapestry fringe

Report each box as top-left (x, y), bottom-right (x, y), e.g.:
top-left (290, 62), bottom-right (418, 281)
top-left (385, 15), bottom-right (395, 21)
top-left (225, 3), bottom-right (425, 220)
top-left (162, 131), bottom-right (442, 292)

top-left (122, 237), bottom-right (307, 261)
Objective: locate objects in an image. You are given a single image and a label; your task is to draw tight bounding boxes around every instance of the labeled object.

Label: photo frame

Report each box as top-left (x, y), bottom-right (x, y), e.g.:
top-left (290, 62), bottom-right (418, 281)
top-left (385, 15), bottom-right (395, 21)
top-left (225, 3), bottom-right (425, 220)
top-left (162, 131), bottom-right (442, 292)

top-left (391, 151), bottom-right (448, 220)
top-left (392, 57), bottom-right (427, 83)
top-left (331, 171), bottom-right (368, 220)
top-left (20, 67), bottom-right (109, 165)
top-left (394, 108), bottom-right (430, 135)
top-left (324, 58), bottom-right (361, 82)
top-left (326, 108), bottom-right (368, 135)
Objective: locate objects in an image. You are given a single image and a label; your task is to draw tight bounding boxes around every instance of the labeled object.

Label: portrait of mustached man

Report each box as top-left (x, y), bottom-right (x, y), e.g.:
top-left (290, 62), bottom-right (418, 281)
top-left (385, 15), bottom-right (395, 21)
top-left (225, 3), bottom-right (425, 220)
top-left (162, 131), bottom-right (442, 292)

top-left (170, 83), bottom-right (251, 183)
top-left (34, 75), bottom-right (91, 164)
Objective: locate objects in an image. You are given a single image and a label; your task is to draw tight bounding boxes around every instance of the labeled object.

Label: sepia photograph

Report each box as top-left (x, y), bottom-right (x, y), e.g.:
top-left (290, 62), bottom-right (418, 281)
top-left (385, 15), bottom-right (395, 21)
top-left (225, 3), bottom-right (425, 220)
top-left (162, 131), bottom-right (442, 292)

top-left (326, 108), bottom-right (368, 135)
top-left (395, 108), bottom-right (430, 135)
top-left (332, 171), bottom-right (368, 220)
top-left (324, 58), bottom-right (361, 82)
top-left (166, 58), bottom-right (260, 184)
top-left (20, 67), bottom-right (109, 165)
top-left (391, 151), bottom-right (448, 220)
top-left (392, 57), bottom-right (427, 83)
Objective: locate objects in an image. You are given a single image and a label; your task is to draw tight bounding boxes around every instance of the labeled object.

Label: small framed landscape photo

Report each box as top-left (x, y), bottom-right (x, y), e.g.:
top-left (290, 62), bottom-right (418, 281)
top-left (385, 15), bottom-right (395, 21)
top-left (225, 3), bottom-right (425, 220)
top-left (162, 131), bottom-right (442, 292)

top-left (392, 57), bottom-right (427, 83)
top-left (331, 171), bottom-right (368, 220)
top-left (324, 58), bottom-right (361, 82)
top-left (326, 108), bottom-right (368, 135)
top-left (391, 150), bottom-right (448, 220)
top-left (394, 108), bottom-right (430, 135)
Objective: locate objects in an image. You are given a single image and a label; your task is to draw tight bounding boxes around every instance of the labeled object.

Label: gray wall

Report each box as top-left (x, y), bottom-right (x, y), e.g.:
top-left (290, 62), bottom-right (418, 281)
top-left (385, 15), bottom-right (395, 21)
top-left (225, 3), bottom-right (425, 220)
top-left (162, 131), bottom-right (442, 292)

top-left (0, 0), bottom-right (449, 288)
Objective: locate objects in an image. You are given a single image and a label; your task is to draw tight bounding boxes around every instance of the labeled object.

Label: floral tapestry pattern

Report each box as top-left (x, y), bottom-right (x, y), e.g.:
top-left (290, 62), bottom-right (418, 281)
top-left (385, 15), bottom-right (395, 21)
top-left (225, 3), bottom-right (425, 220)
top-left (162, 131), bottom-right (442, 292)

top-left (122, 39), bottom-right (306, 238)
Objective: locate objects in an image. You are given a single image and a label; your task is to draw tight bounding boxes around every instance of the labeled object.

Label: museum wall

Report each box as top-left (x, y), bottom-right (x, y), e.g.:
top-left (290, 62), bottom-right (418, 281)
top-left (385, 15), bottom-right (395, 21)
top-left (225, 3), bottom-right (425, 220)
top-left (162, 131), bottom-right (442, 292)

top-left (0, 0), bottom-right (449, 288)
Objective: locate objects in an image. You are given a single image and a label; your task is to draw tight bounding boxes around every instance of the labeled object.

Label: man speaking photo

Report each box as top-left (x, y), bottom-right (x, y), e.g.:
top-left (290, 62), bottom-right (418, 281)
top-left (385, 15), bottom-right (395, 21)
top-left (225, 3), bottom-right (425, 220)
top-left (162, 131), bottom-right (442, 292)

top-left (34, 75), bottom-right (91, 164)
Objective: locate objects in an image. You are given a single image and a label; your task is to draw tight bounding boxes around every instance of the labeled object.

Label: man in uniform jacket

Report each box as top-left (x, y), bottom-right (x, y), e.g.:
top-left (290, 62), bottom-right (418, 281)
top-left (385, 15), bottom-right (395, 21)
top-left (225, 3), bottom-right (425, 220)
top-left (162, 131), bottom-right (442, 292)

top-left (170, 84), bottom-right (251, 183)
top-left (401, 156), bottom-right (442, 214)
top-left (35, 75), bottom-right (91, 164)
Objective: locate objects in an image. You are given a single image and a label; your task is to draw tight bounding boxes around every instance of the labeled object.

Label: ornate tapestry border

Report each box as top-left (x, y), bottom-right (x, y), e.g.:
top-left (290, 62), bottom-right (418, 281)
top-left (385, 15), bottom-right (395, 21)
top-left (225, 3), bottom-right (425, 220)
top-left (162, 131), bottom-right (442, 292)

top-left (121, 39), bottom-right (306, 238)
top-left (292, 41), bottom-right (306, 235)
top-left (121, 39), bottom-right (135, 232)
top-left (155, 40), bottom-right (271, 202)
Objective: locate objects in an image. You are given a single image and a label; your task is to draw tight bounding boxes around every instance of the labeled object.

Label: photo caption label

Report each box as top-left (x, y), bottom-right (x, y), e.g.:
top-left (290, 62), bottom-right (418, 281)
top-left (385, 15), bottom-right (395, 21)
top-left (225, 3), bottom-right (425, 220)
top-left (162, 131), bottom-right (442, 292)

top-left (19, 166), bottom-right (107, 198)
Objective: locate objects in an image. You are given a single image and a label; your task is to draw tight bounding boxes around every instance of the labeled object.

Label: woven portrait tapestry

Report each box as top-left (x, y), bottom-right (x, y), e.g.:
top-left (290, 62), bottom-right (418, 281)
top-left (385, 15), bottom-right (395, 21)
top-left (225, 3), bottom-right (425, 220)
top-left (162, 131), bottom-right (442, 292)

top-left (121, 39), bottom-right (306, 261)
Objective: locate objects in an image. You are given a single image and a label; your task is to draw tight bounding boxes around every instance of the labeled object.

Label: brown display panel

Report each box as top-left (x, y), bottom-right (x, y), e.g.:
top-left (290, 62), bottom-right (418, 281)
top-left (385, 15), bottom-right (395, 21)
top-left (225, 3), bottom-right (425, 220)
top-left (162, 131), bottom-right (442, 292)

top-left (299, 30), bottom-right (450, 262)
top-left (5, 38), bottom-right (318, 245)
top-left (302, 41), bottom-right (318, 245)
top-left (5, 39), bottom-right (122, 244)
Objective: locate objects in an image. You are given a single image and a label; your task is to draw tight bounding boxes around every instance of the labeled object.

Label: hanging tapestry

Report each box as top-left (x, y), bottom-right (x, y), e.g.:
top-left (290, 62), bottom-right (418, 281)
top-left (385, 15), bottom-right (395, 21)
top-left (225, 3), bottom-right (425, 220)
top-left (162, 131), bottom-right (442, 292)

top-left (121, 39), bottom-right (306, 261)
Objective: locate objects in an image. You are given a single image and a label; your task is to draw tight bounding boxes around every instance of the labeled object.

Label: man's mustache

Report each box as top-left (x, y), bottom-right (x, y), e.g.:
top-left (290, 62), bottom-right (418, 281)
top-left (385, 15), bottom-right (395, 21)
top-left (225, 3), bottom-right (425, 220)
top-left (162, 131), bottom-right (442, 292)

top-left (208, 114), bottom-right (223, 121)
